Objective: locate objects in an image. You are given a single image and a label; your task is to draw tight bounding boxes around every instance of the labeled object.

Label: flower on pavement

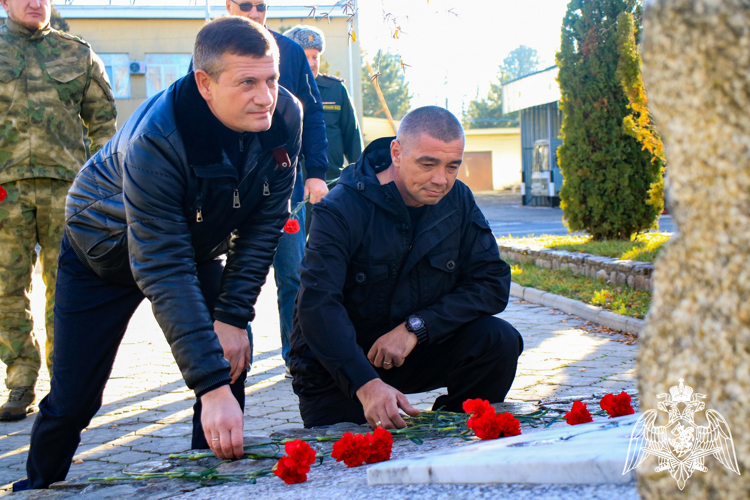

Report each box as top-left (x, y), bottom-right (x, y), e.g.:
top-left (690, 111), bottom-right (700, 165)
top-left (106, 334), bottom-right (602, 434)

top-left (470, 410), bottom-right (522, 440)
top-left (366, 427), bottom-right (393, 464)
top-left (600, 391), bottom-right (635, 418)
top-left (273, 439), bottom-right (316, 484)
top-left (283, 218), bottom-right (300, 234)
top-left (565, 400), bottom-right (593, 425)
top-left (285, 439), bottom-right (316, 466)
top-left (463, 398), bottom-right (493, 427)
top-left (332, 432), bottom-right (371, 467)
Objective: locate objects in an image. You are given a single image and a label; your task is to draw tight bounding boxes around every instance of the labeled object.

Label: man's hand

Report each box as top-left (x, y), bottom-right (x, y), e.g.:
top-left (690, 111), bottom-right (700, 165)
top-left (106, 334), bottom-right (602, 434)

top-left (304, 178), bottom-right (329, 204)
top-left (367, 323), bottom-right (418, 370)
top-left (214, 320), bottom-right (251, 384)
top-left (201, 385), bottom-right (245, 459)
top-left (356, 378), bottom-right (420, 429)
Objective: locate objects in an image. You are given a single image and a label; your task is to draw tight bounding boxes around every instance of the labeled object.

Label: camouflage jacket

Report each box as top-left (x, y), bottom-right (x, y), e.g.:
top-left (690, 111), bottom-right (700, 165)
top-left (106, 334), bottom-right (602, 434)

top-left (0, 17), bottom-right (117, 184)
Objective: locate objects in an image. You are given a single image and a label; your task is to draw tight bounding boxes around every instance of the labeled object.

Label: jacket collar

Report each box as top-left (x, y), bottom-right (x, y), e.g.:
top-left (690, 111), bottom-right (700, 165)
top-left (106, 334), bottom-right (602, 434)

top-left (5, 17), bottom-right (52, 40)
top-left (174, 72), bottom-right (290, 168)
top-left (340, 136), bottom-right (459, 224)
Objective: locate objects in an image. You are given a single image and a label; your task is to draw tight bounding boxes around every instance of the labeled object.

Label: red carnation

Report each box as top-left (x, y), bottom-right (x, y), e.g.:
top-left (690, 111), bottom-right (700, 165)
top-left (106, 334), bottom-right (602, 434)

top-left (366, 427), bottom-right (393, 464)
top-left (274, 456), bottom-right (308, 484)
top-left (273, 439), bottom-right (316, 485)
top-left (331, 432), bottom-right (371, 467)
top-left (0, 185), bottom-right (6, 202)
top-left (284, 218), bottom-right (300, 234)
top-left (469, 410), bottom-right (522, 440)
top-left (565, 400), bottom-right (593, 425)
top-left (600, 391), bottom-right (635, 418)
top-left (463, 398), bottom-right (492, 417)
top-left (285, 439), bottom-right (316, 467)
top-left (463, 398), bottom-right (493, 427)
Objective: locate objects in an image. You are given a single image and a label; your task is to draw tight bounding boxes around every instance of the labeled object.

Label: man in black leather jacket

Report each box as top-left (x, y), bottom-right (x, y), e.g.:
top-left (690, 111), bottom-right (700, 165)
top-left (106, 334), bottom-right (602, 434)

top-left (14, 17), bottom-right (302, 491)
top-left (290, 106), bottom-right (523, 429)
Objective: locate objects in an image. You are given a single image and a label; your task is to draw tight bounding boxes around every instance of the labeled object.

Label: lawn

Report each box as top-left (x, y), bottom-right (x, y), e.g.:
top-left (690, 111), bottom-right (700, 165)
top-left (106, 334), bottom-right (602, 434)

top-left (498, 232), bottom-right (672, 263)
top-left (510, 262), bottom-right (651, 319)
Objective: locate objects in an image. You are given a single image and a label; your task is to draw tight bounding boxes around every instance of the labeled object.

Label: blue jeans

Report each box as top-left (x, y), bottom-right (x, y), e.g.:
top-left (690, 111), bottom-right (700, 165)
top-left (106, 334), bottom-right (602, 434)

top-left (248, 170), bottom-right (305, 365)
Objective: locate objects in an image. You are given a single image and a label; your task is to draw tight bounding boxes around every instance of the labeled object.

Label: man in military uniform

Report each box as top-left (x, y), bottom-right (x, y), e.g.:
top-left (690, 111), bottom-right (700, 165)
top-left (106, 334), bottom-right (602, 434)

top-left (0, 0), bottom-right (117, 420)
top-left (284, 25), bottom-right (362, 233)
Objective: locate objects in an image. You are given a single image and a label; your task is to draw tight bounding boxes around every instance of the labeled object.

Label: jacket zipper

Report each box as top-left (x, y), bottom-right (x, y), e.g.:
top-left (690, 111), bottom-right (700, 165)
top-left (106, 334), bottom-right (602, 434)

top-left (263, 177), bottom-right (270, 196)
top-left (233, 188), bottom-right (241, 208)
top-left (196, 202), bottom-right (203, 222)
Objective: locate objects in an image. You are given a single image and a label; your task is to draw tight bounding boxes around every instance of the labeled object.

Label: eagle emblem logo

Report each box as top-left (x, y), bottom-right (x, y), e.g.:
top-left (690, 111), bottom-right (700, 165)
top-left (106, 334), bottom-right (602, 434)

top-left (623, 379), bottom-right (740, 489)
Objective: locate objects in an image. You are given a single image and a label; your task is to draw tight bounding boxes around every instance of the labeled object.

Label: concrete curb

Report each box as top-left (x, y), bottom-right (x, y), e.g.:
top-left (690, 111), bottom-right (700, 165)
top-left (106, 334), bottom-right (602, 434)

top-left (509, 282), bottom-right (644, 335)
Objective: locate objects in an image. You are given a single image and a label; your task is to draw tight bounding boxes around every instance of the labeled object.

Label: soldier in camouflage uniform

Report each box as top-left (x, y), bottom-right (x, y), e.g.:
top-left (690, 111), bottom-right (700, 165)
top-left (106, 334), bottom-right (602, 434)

top-left (0, 0), bottom-right (117, 420)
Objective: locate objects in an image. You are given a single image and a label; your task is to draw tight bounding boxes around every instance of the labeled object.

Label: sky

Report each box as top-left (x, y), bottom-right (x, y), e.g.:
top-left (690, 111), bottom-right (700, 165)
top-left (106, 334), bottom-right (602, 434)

top-left (356, 0), bottom-right (570, 116)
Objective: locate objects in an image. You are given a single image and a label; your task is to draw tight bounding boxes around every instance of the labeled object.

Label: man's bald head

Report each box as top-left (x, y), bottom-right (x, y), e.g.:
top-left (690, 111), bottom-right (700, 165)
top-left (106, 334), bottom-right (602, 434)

top-left (396, 106), bottom-right (464, 151)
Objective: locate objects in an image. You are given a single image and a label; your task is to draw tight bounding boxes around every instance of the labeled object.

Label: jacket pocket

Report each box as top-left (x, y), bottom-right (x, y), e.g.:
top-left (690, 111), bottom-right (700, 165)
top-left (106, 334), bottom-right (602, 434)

top-left (427, 250), bottom-right (459, 274)
top-left (45, 62), bottom-right (87, 108)
top-left (345, 262), bottom-right (391, 321)
top-left (0, 55), bottom-right (21, 82)
top-left (0, 56), bottom-right (22, 115)
top-left (420, 250), bottom-right (460, 306)
top-left (85, 231), bottom-right (128, 270)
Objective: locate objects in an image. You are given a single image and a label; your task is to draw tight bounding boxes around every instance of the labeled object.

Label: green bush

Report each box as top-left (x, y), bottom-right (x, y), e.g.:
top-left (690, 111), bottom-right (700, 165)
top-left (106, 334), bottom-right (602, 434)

top-left (556, 0), bottom-right (661, 240)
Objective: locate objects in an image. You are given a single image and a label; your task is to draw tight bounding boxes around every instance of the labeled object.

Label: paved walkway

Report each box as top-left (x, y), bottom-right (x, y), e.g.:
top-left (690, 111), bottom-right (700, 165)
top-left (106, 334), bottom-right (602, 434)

top-left (0, 267), bottom-right (637, 496)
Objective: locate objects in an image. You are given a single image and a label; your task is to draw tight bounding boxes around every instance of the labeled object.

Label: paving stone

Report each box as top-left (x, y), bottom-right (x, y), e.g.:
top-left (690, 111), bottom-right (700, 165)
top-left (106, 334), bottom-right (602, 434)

top-left (0, 277), bottom-right (639, 497)
top-left (368, 415), bottom-right (640, 485)
top-left (101, 451), bottom-right (160, 464)
top-left (129, 437), bottom-right (190, 454)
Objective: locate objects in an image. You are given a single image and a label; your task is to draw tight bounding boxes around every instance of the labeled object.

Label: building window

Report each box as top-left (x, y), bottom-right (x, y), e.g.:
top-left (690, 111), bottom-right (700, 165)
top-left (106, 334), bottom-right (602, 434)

top-left (99, 53), bottom-right (130, 99)
top-left (145, 54), bottom-right (192, 97)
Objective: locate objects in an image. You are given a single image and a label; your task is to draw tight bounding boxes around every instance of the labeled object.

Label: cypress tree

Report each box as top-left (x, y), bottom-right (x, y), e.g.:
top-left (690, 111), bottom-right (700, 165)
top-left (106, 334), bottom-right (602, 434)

top-left (556, 0), bottom-right (659, 240)
top-left (616, 9), bottom-right (666, 216)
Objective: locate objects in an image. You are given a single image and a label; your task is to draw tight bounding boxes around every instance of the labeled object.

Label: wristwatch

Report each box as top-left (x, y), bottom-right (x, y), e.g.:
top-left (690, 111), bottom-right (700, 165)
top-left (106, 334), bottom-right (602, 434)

top-left (405, 314), bottom-right (428, 344)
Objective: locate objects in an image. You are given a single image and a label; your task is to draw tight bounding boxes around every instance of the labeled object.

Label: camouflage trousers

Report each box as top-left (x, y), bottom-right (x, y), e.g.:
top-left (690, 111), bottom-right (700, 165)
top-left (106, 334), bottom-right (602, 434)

top-left (0, 178), bottom-right (69, 389)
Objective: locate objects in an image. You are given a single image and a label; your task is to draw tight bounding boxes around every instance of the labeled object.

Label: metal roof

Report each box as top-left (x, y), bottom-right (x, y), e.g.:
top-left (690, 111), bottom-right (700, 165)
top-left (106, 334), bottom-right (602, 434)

top-left (502, 65), bottom-right (560, 114)
top-left (1, 1), bottom-right (348, 20)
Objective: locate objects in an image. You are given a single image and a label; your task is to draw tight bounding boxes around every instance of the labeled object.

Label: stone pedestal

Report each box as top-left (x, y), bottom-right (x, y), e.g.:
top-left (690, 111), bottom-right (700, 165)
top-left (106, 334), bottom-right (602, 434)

top-left (367, 415), bottom-right (639, 485)
top-left (640, 1), bottom-right (750, 498)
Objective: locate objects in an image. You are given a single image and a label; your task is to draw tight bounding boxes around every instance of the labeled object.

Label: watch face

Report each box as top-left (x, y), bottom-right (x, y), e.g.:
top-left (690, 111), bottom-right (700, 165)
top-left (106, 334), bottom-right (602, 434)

top-left (408, 316), bottom-right (423, 329)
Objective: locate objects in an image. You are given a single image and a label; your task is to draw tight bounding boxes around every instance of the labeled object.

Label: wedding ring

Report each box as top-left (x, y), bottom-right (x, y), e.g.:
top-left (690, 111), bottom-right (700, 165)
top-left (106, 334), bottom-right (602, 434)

top-left (212, 438), bottom-right (219, 441)
top-left (383, 361), bottom-right (392, 365)
top-left (376, 421), bottom-right (382, 427)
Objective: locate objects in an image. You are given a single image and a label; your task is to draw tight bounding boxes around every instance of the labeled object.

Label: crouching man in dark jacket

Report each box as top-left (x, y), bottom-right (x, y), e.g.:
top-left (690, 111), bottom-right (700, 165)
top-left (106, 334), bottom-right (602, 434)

top-left (14, 17), bottom-right (302, 491)
top-left (290, 106), bottom-right (523, 429)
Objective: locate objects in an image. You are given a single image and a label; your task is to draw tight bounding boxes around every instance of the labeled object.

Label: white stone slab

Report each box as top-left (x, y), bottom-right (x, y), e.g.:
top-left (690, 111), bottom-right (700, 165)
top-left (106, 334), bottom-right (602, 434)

top-left (367, 414), bottom-right (640, 485)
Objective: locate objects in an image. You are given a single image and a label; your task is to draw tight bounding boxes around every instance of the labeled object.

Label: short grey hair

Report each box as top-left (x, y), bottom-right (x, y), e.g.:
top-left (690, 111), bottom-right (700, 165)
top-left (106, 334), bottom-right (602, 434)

top-left (396, 106), bottom-right (464, 145)
top-left (194, 16), bottom-right (279, 80)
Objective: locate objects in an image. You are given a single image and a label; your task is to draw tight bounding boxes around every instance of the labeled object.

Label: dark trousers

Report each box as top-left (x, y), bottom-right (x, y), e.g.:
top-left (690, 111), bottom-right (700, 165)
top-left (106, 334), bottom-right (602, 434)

top-left (17, 235), bottom-right (244, 490)
top-left (297, 316), bottom-right (524, 428)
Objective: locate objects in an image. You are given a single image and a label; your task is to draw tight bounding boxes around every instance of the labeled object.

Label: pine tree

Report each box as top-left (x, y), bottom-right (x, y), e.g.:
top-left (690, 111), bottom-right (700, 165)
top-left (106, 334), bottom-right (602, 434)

top-left (556, 0), bottom-right (660, 240)
top-left (463, 45), bottom-right (539, 129)
top-left (616, 8), bottom-right (666, 216)
top-left (462, 79), bottom-right (518, 129)
top-left (361, 51), bottom-right (411, 120)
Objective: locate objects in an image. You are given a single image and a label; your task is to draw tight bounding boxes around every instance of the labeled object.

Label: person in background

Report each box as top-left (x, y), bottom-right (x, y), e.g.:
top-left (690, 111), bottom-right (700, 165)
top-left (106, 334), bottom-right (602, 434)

top-left (283, 24), bottom-right (363, 232)
top-left (224, 0), bottom-right (329, 376)
top-left (0, 0), bottom-right (117, 421)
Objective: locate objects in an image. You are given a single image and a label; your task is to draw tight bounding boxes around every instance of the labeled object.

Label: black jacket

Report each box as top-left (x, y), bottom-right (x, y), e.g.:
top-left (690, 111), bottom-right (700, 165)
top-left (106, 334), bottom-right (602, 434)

top-left (65, 74), bottom-right (302, 396)
top-left (291, 137), bottom-right (510, 399)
